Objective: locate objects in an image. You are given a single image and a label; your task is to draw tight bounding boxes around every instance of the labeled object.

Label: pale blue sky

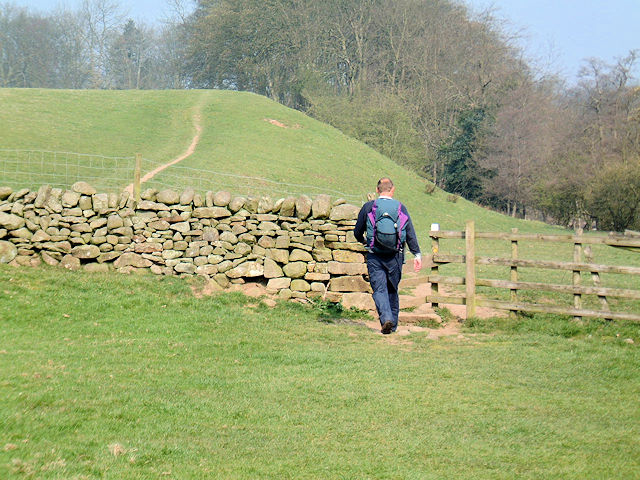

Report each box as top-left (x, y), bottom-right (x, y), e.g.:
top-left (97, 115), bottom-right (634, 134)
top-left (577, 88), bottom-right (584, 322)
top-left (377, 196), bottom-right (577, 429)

top-left (11, 0), bottom-right (177, 23)
top-left (10, 0), bottom-right (640, 85)
top-left (465, 0), bottom-right (640, 83)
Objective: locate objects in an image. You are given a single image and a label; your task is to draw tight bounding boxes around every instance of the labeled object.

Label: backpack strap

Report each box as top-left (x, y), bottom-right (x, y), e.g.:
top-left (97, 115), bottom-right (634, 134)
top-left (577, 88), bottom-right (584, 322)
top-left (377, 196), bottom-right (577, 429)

top-left (396, 202), bottom-right (409, 250)
top-left (367, 199), bottom-right (378, 250)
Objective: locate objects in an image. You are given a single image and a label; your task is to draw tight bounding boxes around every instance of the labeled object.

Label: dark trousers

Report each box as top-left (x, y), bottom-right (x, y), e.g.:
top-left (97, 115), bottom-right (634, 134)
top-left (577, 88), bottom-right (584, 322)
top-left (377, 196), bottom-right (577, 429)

top-left (366, 252), bottom-right (403, 331)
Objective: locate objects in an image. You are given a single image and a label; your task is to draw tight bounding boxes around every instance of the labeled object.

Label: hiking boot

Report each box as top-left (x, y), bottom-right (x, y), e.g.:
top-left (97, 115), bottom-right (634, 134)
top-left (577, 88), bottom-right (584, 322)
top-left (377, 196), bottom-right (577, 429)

top-left (381, 321), bottom-right (394, 334)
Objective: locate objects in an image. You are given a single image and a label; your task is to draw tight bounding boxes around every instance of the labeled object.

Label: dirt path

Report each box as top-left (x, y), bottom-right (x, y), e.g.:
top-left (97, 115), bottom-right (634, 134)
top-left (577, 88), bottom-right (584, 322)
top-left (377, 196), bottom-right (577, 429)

top-left (351, 265), bottom-right (505, 340)
top-left (191, 262), bottom-right (504, 342)
top-left (124, 99), bottom-right (206, 195)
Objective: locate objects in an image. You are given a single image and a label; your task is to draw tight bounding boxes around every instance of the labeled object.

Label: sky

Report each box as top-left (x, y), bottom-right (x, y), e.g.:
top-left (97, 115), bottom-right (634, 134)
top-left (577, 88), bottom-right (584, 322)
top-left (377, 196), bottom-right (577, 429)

top-left (465, 0), bottom-right (640, 83)
top-left (11, 0), bottom-right (177, 23)
top-left (9, 0), bottom-right (640, 85)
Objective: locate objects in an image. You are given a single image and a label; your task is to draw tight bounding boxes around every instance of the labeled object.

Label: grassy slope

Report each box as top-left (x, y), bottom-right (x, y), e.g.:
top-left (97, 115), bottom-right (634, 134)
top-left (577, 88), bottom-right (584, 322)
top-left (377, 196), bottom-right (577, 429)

top-left (1, 88), bottom-right (638, 298)
top-left (0, 88), bottom-right (546, 234)
top-left (0, 88), bottom-right (196, 159)
top-left (0, 266), bottom-right (638, 479)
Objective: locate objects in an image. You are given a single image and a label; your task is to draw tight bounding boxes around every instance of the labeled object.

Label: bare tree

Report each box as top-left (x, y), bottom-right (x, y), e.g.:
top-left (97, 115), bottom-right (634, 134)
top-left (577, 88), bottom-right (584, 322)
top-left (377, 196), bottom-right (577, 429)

top-left (51, 8), bottom-right (92, 88)
top-left (575, 52), bottom-right (639, 163)
top-left (79, 0), bottom-right (126, 88)
top-left (0, 5), bottom-right (60, 87)
top-left (107, 19), bottom-right (157, 89)
top-left (481, 77), bottom-right (566, 216)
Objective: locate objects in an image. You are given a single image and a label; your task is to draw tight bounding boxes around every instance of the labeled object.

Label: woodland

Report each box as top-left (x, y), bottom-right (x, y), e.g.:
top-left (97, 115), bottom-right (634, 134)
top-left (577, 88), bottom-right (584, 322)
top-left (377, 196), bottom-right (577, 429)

top-left (1, 0), bottom-right (639, 230)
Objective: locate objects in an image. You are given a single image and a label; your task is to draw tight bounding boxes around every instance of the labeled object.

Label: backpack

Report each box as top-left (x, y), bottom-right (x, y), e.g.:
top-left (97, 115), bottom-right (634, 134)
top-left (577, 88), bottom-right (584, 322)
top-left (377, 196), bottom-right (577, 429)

top-left (366, 198), bottom-right (409, 254)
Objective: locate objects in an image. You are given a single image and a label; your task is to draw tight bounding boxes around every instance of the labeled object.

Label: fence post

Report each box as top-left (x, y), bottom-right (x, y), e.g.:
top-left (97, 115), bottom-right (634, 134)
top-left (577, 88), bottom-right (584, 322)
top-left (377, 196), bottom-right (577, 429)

top-left (134, 153), bottom-right (142, 204)
top-left (430, 223), bottom-right (440, 308)
top-left (573, 227), bottom-right (583, 321)
top-left (584, 245), bottom-right (611, 320)
top-left (465, 220), bottom-right (476, 319)
top-left (510, 227), bottom-right (518, 319)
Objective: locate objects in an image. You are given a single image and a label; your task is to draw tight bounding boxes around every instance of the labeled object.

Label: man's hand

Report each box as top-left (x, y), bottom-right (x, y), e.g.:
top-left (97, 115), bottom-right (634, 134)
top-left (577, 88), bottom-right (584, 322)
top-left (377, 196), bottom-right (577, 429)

top-left (414, 257), bottom-right (422, 272)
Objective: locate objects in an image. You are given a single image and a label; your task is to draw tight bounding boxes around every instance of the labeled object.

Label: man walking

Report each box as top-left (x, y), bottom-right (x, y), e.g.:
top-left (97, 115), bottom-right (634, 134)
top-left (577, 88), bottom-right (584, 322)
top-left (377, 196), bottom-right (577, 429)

top-left (354, 178), bottom-right (422, 334)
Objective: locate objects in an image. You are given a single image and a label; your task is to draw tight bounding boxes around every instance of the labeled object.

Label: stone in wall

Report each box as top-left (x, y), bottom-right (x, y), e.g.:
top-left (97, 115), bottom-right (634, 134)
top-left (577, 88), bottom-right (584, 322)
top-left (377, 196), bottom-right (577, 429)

top-left (41, 251), bottom-right (59, 266)
top-left (295, 195), bottom-right (312, 220)
top-left (73, 181), bottom-right (96, 195)
top-left (60, 254), bottom-right (81, 270)
top-left (328, 261), bottom-right (368, 276)
top-left (341, 292), bottom-right (376, 311)
top-left (156, 189), bottom-right (180, 205)
top-left (0, 187), bottom-right (12, 200)
top-left (0, 240), bottom-right (17, 263)
top-left (283, 262), bottom-right (307, 279)
top-left (329, 275), bottom-right (372, 293)
top-left (180, 188), bottom-right (196, 205)
top-left (312, 194), bottom-right (331, 219)
top-left (258, 197), bottom-right (274, 214)
top-left (114, 252), bottom-right (152, 269)
top-left (71, 245), bottom-right (100, 259)
top-left (34, 185), bottom-right (51, 208)
top-left (0, 212), bottom-right (25, 231)
top-left (226, 261), bottom-right (264, 278)
top-left (291, 279), bottom-right (311, 292)
top-left (289, 249), bottom-right (312, 262)
top-left (228, 197), bottom-right (246, 213)
top-left (333, 250), bottom-right (365, 263)
top-left (312, 248), bottom-right (332, 262)
top-left (192, 207), bottom-right (231, 218)
top-left (329, 204), bottom-right (359, 221)
top-left (214, 191), bottom-right (232, 207)
top-left (280, 197), bottom-right (296, 217)
top-left (264, 258), bottom-right (283, 278)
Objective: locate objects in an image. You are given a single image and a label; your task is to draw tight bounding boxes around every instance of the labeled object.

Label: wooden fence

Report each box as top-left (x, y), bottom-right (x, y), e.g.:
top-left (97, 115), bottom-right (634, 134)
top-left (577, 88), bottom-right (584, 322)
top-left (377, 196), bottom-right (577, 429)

top-left (427, 221), bottom-right (640, 322)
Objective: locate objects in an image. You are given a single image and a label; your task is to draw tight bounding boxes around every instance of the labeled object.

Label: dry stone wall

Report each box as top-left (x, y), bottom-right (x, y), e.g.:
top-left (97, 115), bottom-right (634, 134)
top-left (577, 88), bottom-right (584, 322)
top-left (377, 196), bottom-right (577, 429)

top-left (0, 183), bottom-right (372, 303)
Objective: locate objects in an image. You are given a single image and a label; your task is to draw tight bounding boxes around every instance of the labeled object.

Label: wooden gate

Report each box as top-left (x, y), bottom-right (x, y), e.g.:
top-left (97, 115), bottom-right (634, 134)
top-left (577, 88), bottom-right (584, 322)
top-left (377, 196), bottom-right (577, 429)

top-left (427, 221), bottom-right (640, 322)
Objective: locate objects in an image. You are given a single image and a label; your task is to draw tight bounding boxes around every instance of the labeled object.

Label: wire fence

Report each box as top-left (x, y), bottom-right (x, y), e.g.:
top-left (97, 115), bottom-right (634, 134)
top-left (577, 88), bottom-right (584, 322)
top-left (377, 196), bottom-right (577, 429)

top-left (0, 149), bottom-right (134, 192)
top-left (141, 157), bottom-right (362, 200)
top-left (0, 148), bottom-right (363, 201)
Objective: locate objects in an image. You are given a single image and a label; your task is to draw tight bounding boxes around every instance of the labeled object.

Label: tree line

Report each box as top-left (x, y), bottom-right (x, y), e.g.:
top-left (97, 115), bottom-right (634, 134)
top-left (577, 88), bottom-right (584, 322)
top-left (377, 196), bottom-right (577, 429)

top-left (0, 0), bottom-right (188, 89)
top-left (2, 0), bottom-right (639, 230)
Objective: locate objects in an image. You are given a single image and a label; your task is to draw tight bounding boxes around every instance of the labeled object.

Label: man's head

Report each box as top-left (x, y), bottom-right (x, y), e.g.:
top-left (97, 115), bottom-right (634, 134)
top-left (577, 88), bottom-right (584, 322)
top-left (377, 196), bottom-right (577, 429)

top-left (376, 177), bottom-right (395, 197)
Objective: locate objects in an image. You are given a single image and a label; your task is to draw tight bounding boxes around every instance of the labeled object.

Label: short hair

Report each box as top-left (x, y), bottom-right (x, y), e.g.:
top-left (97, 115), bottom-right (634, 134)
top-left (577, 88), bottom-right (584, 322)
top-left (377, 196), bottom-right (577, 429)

top-left (377, 177), bottom-right (394, 193)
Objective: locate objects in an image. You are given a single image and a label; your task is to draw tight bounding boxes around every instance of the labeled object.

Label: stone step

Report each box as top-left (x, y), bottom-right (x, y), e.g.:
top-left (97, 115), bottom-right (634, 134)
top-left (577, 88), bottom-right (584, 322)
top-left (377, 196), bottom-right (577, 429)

top-left (399, 294), bottom-right (425, 309)
top-left (411, 303), bottom-right (437, 314)
top-left (399, 302), bottom-right (440, 324)
top-left (399, 311), bottom-right (441, 324)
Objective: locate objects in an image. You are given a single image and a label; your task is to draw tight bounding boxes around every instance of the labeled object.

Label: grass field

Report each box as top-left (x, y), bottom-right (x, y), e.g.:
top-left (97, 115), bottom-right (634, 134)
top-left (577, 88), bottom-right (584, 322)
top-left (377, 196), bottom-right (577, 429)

top-left (1, 265), bottom-right (639, 479)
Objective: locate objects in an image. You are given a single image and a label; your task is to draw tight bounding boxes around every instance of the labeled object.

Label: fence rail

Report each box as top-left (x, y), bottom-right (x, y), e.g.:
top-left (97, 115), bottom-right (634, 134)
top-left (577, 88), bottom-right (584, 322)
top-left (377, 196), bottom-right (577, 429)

top-left (428, 221), bottom-right (640, 322)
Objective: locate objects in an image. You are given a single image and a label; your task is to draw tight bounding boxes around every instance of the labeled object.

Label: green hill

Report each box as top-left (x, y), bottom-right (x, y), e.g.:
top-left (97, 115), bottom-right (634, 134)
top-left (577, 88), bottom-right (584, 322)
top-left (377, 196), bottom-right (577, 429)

top-left (0, 88), bottom-right (554, 237)
top-left (7, 88), bottom-right (640, 310)
top-left (4, 89), bottom-right (639, 299)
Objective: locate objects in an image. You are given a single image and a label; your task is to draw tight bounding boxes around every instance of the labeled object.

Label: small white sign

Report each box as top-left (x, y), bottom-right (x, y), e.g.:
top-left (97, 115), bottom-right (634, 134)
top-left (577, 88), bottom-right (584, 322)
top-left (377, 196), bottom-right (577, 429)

top-left (430, 223), bottom-right (440, 231)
